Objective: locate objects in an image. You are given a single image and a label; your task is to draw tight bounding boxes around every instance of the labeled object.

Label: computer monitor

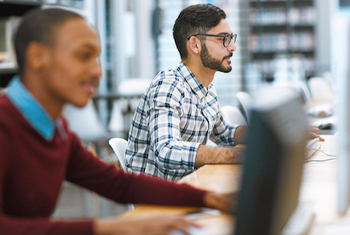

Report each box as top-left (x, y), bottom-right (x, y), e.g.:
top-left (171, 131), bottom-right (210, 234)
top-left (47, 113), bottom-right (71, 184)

top-left (233, 87), bottom-right (309, 235)
top-left (332, 15), bottom-right (350, 215)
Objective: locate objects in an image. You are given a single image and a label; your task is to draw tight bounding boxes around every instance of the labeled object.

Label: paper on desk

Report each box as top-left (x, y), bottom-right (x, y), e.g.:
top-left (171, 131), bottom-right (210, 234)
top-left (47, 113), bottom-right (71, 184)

top-left (324, 224), bottom-right (350, 235)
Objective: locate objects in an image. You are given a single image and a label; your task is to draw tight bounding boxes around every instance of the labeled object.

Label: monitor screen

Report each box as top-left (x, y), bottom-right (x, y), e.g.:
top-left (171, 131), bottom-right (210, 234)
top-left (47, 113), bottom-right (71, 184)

top-left (234, 87), bottom-right (309, 235)
top-left (340, 0), bottom-right (350, 8)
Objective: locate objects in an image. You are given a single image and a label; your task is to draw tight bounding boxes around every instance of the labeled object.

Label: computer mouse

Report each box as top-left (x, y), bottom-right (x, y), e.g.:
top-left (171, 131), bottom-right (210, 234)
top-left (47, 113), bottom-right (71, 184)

top-left (318, 123), bottom-right (334, 130)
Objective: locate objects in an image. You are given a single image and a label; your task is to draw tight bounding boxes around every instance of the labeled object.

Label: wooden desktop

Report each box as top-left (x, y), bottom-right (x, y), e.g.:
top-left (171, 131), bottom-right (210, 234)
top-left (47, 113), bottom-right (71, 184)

top-left (118, 134), bottom-right (347, 235)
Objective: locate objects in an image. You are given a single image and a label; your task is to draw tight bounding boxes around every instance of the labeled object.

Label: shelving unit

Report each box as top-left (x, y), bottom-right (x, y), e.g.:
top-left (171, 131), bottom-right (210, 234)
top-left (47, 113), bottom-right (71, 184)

top-left (0, 0), bottom-right (84, 88)
top-left (247, 0), bottom-right (316, 82)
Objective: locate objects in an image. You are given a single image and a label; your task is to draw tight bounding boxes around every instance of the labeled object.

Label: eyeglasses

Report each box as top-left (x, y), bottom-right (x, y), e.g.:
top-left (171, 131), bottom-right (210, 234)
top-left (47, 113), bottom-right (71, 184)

top-left (187, 33), bottom-right (237, 47)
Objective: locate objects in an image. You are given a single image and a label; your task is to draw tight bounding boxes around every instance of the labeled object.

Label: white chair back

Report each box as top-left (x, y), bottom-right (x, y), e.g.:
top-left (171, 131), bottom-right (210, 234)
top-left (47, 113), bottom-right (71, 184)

top-left (236, 91), bottom-right (253, 124)
top-left (108, 138), bottom-right (128, 171)
top-left (296, 80), bottom-right (312, 102)
top-left (108, 138), bottom-right (134, 210)
top-left (63, 100), bottom-right (106, 141)
top-left (221, 106), bottom-right (247, 126)
top-left (308, 76), bottom-right (334, 100)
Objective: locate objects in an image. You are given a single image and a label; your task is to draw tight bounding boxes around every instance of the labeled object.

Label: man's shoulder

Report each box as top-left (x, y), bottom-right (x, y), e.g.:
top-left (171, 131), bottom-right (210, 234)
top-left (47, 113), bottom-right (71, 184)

top-left (0, 95), bottom-right (19, 137)
top-left (0, 95), bottom-right (15, 120)
top-left (151, 67), bottom-right (186, 90)
top-left (156, 67), bottom-right (184, 81)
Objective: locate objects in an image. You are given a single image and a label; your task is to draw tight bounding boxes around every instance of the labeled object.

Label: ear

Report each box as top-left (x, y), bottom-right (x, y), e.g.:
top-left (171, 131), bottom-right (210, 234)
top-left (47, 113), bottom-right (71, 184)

top-left (25, 42), bottom-right (50, 71)
top-left (187, 36), bottom-right (202, 55)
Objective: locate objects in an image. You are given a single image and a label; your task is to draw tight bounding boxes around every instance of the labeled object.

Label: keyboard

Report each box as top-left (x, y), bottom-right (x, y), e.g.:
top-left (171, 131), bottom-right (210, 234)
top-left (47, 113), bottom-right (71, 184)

top-left (282, 201), bottom-right (314, 235)
top-left (170, 209), bottom-right (220, 235)
top-left (171, 226), bottom-right (208, 235)
top-left (305, 138), bottom-right (321, 159)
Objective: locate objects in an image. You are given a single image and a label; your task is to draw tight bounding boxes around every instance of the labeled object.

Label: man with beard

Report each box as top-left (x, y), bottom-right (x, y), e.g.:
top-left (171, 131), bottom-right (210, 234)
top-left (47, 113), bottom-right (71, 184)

top-left (126, 4), bottom-right (247, 180)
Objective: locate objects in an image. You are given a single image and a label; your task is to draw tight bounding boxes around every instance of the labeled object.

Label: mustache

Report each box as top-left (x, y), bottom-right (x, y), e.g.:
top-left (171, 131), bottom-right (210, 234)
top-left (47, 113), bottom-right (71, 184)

top-left (223, 52), bottom-right (233, 61)
top-left (91, 77), bottom-right (100, 87)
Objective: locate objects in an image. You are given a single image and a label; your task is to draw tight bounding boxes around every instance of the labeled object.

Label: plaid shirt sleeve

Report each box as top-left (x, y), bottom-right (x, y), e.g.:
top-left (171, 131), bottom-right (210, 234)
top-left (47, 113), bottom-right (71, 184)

top-left (209, 108), bottom-right (238, 146)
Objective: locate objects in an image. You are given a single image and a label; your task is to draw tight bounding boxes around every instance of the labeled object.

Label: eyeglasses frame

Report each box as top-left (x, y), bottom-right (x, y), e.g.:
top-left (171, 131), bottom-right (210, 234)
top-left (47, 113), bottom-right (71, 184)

top-left (187, 33), bottom-right (237, 47)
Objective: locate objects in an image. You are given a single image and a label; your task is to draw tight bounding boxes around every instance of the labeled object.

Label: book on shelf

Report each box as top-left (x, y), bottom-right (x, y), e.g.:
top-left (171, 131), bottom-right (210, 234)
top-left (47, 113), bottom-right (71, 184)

top-left (0, 87), bottom-right (8, 96)
top-left (0, 16), bottom-right (21, 70)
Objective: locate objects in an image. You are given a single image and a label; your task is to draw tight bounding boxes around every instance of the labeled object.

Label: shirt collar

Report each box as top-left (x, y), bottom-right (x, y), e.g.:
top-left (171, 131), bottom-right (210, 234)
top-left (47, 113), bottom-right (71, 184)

top-left (7, 76), bottom-right (64, 141)
top-left (178, 62), bottom-right (213, 100)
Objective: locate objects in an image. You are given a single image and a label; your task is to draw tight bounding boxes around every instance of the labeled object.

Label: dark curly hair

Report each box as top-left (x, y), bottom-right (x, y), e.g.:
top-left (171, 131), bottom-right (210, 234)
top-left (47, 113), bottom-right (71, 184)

top-left (173, 4), bottom-right (226, 60)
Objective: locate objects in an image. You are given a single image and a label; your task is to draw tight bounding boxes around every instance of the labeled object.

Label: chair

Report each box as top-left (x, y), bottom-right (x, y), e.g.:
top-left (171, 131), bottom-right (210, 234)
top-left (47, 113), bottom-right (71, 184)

top-left (236, 91), bottom-right (253, 124)
top-left (308, 76), bottom-right (334, 100)
top-left (108, 137), bottom-right (134, 210)
top-left (295, 80), bottom-right (312, 103)
top-left (221, 106), bottom-right (247, 126)
top-left (272, 81), bottom-right (312, 103)
top-left (108, 138), bottom-right (128, 171)
top-left (64, 100), bottom-right (107, 143)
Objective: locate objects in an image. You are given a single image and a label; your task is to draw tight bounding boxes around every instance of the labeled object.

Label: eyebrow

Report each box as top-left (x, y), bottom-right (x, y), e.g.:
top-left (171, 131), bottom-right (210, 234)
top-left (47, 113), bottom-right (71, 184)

top-left (217, 32), bottom-right (232, 35)
top-left (79, 42), bottom-right (101, 53)
top-left (80, 43), bottom-right (98, 50)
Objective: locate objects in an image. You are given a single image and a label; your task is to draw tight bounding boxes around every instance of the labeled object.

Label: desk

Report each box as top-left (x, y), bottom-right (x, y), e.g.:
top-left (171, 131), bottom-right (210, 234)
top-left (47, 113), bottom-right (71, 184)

top-left (118, 134), bottom-right (347, 234)
top-left (301, 134), bottom-right (350, 235)
top-left (118, 165), bottom-right (238, 235)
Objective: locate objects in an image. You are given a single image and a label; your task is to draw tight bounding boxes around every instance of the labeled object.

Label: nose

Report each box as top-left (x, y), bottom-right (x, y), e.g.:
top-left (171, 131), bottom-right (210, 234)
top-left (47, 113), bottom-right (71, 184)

top-left (227, 39), bottom-right (236, 52)
top-left (92, 58), bottom-right (102, 78)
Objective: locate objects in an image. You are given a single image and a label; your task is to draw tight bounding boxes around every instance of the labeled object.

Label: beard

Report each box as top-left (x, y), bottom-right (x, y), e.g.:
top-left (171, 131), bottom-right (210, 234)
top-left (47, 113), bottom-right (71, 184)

top-left (200, 43), bottom-right (233, 73)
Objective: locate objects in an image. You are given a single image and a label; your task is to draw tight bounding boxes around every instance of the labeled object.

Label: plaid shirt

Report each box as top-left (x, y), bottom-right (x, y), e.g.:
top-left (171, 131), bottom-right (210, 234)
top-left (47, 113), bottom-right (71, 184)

top-left (125, 62), bottom-right (237, 180)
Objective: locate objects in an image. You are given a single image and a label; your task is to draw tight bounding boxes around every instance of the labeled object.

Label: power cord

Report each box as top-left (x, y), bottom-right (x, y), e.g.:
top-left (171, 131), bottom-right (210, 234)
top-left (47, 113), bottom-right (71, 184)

top-left (305, 148), bottom-right (337, 163)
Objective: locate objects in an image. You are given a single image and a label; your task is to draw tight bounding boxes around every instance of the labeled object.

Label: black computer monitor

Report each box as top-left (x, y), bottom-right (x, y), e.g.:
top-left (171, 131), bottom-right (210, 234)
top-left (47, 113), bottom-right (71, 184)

top-left (234, 87), bottom-right (309, 235)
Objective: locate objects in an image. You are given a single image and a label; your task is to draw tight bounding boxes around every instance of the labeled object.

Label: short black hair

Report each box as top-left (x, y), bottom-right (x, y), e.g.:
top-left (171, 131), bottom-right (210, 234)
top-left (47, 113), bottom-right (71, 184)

top-left (173, 4), bottom-right (226, 60)
top-left (14, 8), bottom-right (84, 76)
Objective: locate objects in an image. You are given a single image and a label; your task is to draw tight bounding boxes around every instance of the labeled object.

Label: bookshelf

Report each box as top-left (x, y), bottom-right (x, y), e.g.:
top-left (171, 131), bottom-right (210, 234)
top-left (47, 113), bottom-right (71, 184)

top-left (0, 0), bottom-right (84, 88)
top-left (247, 0), bottom-right (316, 82)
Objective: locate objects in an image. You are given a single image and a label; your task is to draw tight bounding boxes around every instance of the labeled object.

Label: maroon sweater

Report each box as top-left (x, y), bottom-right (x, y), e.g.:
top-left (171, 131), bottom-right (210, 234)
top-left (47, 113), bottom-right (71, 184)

top-left (0, 95), bottom-right (207, 235)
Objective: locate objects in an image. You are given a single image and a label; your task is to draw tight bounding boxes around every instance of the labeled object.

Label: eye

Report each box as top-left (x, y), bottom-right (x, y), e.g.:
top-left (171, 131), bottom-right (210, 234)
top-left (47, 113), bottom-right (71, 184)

top-left (77, 51), bottom-right (92, 61)
top-left (221, 35), bottom-right (227, 43)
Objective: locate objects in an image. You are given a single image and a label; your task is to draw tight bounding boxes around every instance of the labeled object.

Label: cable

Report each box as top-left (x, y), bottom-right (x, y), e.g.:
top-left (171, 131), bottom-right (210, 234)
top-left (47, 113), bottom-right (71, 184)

top-left (312, 148), bottom-right (337, 157)
top-left (305, 148), bottom-right (337, 163)
top-left (306, 158), bottom-right (337, 163)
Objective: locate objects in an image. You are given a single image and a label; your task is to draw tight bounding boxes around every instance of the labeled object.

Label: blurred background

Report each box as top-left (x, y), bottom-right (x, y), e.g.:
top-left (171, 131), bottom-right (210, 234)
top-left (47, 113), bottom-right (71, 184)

top-left (0, 0), bottom-right (338, 138)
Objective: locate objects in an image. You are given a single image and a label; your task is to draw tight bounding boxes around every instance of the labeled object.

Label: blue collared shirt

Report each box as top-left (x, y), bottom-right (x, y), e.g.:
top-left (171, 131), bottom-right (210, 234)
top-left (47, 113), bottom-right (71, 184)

top-left (6, 77), bottom-right (66, 141)
top-left (125, 62), bottom-right (237, 180)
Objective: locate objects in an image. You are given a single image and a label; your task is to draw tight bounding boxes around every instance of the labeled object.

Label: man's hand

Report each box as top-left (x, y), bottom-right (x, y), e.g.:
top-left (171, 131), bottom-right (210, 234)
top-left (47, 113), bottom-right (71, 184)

top-left (309, 128), bottom-right (325, 142)
top-left (203, 192), bottom-right (238, 214)
top-left (94, 215), bottom-right (202, 235)
top-left (229, 145), bottom-right (246, 164)
top-left (233, 125), bottom-right (248, 144)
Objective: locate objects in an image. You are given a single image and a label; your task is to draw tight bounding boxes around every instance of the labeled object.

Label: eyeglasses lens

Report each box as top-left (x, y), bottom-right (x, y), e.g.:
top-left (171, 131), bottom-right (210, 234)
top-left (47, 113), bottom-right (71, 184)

top-left (224, 36), bottom-right (230, 47)
top-left (224, 34), bottom-right (237, 47)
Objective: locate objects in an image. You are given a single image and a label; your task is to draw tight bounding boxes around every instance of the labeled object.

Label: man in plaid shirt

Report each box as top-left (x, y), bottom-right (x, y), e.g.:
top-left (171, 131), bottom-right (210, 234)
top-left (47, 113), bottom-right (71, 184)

top-left (126, 4), bottom-right (247, 180)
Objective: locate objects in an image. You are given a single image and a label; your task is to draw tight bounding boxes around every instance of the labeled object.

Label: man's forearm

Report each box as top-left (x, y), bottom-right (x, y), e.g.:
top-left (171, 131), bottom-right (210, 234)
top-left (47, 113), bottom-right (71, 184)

top-left (233, 125), bottom-right (248, 145)
top-left (195, 144), bottom-right (245, 168)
